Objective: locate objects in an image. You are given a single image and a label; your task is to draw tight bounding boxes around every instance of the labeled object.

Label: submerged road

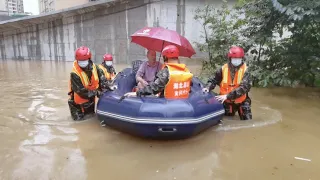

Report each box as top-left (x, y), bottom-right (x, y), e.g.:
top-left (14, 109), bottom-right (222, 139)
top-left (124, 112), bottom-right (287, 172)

top-left (0, 60), bottom-right (319, 180)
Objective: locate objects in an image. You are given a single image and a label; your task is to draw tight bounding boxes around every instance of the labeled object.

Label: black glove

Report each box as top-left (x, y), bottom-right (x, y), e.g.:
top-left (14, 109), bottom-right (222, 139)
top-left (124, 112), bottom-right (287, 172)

top-left (87, 90), bottom-right (97, 98)
top-left (102, 82), bottom-right (109, 89)
top-left (97, 91), bottom-right (103, 98)
top-left (136, 90), bottom-right (142, 97)
top-left (101, 80), bottom-right (112, 90)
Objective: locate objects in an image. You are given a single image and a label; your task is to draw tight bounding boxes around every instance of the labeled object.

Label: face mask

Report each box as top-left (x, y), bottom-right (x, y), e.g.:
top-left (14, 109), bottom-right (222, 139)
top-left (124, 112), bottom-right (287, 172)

top-left (78, 60), bottom-right (89, 68)
top-left (231, 58), bottom-right (242, 67)
top-left (105, 61), bottom-right (112, 66)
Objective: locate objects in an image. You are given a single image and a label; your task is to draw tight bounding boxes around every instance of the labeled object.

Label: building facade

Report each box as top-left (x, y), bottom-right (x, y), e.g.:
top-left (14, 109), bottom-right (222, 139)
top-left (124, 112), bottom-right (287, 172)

top-left (39, 0), bottom-right (91, 14)
top-left (0, 0), bottom-right (24, 15)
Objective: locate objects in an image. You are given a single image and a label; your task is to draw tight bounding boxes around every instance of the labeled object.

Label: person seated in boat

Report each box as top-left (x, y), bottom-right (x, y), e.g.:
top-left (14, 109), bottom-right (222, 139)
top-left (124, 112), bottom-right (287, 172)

top-left (68, 46), bottom-right (111, 121)
top-left (98, 53), bottom-right (117, 81)
top-left (202, 46), bottom-right (252, 120)
top-left (125, 45), bottom-right (193, 99)
top-left (135, 50), bottom-right (163, 89)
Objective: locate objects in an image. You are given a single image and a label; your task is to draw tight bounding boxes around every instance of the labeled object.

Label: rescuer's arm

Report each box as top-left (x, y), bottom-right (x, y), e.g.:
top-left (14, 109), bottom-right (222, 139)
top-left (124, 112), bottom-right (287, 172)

top-left (136, 68), bottom-right (169, 96)
top-left (96, 64), bottom-right (114, 91)
top-left (226, 71), bottom-right (252, 100)
top-left (70, 72), bottom-right (96, 99)
top-left (205, 67), bottom-right (223, 91)
top-left (111, 66), bottom-right (117, 74)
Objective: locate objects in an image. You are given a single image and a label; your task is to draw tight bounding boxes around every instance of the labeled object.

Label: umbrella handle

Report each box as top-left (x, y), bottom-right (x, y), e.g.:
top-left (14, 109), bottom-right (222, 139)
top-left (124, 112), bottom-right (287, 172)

top-left (155, 40), bottom-right (165, 76)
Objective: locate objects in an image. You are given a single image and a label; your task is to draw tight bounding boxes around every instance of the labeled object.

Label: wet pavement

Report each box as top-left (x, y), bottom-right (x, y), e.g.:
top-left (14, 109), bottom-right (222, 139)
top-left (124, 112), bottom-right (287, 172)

top-left (0, 60), bottom-right (319, 180)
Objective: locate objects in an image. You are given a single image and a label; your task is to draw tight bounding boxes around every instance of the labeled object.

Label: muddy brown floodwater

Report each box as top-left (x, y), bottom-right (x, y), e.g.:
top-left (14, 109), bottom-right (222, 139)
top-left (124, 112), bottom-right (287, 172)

top-left (0, 60), bottom-right (319, 180)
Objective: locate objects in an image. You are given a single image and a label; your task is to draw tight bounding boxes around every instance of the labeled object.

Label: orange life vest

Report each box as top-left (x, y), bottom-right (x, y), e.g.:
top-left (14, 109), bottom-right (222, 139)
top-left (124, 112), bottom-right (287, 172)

top-left (68, 60), bottom-right (99, 105)
top-left (220, 63), bottom-right (247, 104)
top-left (98, 64), bottom-right (116, 80)
top-left (164, 63), bottom-right (193, 99)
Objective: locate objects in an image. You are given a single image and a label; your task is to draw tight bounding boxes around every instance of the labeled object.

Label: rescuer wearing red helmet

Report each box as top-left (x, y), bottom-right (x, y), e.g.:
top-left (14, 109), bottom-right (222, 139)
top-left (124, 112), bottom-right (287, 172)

top-left (98, 53), bottom-right (117, 80)
top-left (202, 46), bottom-right (252, 120)
top-left (125, 45), bottom-right (193, 99)
top-left (68, 46), bottom-right (110, 121)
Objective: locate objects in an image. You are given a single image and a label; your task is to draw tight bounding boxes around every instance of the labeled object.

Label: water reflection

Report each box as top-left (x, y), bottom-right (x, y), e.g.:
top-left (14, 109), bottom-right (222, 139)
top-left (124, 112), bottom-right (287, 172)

top-left (216, 100), bottom-right (282, 131)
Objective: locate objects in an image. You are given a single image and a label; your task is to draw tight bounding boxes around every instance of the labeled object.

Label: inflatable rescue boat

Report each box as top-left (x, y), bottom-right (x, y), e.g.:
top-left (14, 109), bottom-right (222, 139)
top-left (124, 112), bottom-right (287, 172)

top-left (96, 61), bottom-right (225, 139)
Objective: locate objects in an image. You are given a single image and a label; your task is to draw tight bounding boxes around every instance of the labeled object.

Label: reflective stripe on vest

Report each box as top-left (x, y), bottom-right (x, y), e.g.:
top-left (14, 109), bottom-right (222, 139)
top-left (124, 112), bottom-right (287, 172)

top-left (70, 60), bottom-right (99, 105)
top-left (164, 63), bottom-right (193, 99)
top-left (220, 63), bottom-right (247, 104)
top-left (98, 64), bottom-right (115, 80)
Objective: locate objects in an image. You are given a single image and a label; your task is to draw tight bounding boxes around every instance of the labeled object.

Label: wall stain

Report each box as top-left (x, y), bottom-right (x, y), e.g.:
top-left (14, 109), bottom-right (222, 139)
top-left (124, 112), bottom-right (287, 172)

top-left (58, 19), bottom-right (66, 61)
top-left (48, 22), bottom-right (53, 60)
top-left (36, 24), bottom-right (42, 60)
top-left (52, 20), bottom-right (58, 61)
top-left (26, 27), bottom-right (31, 59)
top-left (0, 33), bottom-right (6, 60)
top-left (12, 34), bottom-right (17, 59)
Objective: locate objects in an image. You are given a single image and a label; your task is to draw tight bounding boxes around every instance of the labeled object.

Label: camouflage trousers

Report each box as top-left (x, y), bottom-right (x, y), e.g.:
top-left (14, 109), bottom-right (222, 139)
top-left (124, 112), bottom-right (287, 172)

top-left (68, 99), bottom-right (95, 121)
top-left (223, 97), bottom-right (252, 120)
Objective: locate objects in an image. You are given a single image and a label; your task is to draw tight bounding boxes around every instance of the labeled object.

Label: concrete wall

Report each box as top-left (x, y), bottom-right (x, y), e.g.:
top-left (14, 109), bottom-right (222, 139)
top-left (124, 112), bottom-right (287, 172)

top-left (0, 0), bottom-right (236, 63)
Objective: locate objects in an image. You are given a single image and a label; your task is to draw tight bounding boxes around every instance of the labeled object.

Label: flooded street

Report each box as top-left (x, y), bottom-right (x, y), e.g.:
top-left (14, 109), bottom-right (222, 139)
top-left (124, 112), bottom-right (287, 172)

top-left (0, 60), bottom-right (319, 180)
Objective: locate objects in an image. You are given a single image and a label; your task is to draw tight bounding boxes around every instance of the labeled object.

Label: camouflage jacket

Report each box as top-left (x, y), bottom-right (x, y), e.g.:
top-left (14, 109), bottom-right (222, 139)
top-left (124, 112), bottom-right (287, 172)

top-left (70, 61), bottom-right (109, 99)
top-left (136, 67), bottom-right (193, 97)
top-left (101, 64), bottom-right (117, 75)
top-left (205, 62), bottom-right (252, 100)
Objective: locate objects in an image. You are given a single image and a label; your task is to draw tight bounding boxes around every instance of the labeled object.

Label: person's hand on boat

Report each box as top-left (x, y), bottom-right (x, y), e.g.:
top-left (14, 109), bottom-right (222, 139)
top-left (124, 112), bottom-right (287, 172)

top-left (88, 90), bottom-right (97, 98)
top-left (96, 91), bottom-right (102, 98)
top-left (124, 92), bottom-right (137, 97)
top-left (202, 88), bottom-right (209, 93)
top-left (215, 95), bottom-right (227, 103)
top-left (142, 80), bottom-right (148, 86)
top-left (109, 85), bottom-right (117, 91)
top-left (101, 81), bottom-right (111, 89)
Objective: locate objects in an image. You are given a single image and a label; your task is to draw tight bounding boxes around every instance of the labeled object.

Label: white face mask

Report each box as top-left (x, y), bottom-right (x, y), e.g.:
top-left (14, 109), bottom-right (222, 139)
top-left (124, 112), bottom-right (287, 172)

top-left (105, 61), bottom-right (112, 66)
top-left (231, 58), bottom-right (242, 67)
top-left (78, 60), bottom-right (89, 68)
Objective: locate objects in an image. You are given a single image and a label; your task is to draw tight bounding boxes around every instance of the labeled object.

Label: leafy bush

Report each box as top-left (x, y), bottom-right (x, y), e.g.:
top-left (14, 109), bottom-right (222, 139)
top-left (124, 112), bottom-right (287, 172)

top-left (194, 0), bottom-right (320, 87)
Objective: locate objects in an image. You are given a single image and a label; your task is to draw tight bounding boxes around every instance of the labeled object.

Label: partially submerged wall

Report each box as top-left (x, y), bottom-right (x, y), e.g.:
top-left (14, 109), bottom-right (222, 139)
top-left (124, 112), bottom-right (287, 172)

top-left (0, 0), bottom-right (235, 63)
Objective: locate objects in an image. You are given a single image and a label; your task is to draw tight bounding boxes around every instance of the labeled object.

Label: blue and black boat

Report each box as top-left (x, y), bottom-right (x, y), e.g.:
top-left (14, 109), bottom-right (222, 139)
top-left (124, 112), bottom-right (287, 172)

top-left (96, 61), bottom-right (225, 139)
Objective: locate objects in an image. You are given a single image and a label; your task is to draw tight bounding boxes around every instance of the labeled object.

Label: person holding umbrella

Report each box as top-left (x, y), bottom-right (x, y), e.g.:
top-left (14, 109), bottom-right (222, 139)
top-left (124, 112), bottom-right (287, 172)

top-left (135, 50), bottom-right (163, 89)
top-left (125, 27), bottom-right (196, 97)
top-left (125, 45), bottom-right (193, 99)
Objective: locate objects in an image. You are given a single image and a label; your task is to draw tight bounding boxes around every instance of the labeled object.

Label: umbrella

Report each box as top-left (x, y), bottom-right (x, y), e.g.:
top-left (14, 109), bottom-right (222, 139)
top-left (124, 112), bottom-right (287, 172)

top-left (130, 26), bottom-right (196, 58)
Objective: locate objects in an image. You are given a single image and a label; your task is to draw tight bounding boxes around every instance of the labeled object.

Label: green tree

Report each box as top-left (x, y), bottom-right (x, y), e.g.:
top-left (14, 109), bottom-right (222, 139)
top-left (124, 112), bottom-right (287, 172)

top-left (195, 0), bottom-right (320, 87)
top-left (194, 0), bottom-right (242, 73)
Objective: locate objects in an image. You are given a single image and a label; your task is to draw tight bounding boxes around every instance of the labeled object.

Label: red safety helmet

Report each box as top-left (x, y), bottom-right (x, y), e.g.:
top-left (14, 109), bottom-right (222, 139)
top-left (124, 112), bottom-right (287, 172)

top-left (103, 54), bottom-right (113, 61)
top-left (162, 45), bottom-right (179, 58)
top-left (75, 46), bottom-right (91, 61)
top-left (227, 46), bottom-right (245, 58)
